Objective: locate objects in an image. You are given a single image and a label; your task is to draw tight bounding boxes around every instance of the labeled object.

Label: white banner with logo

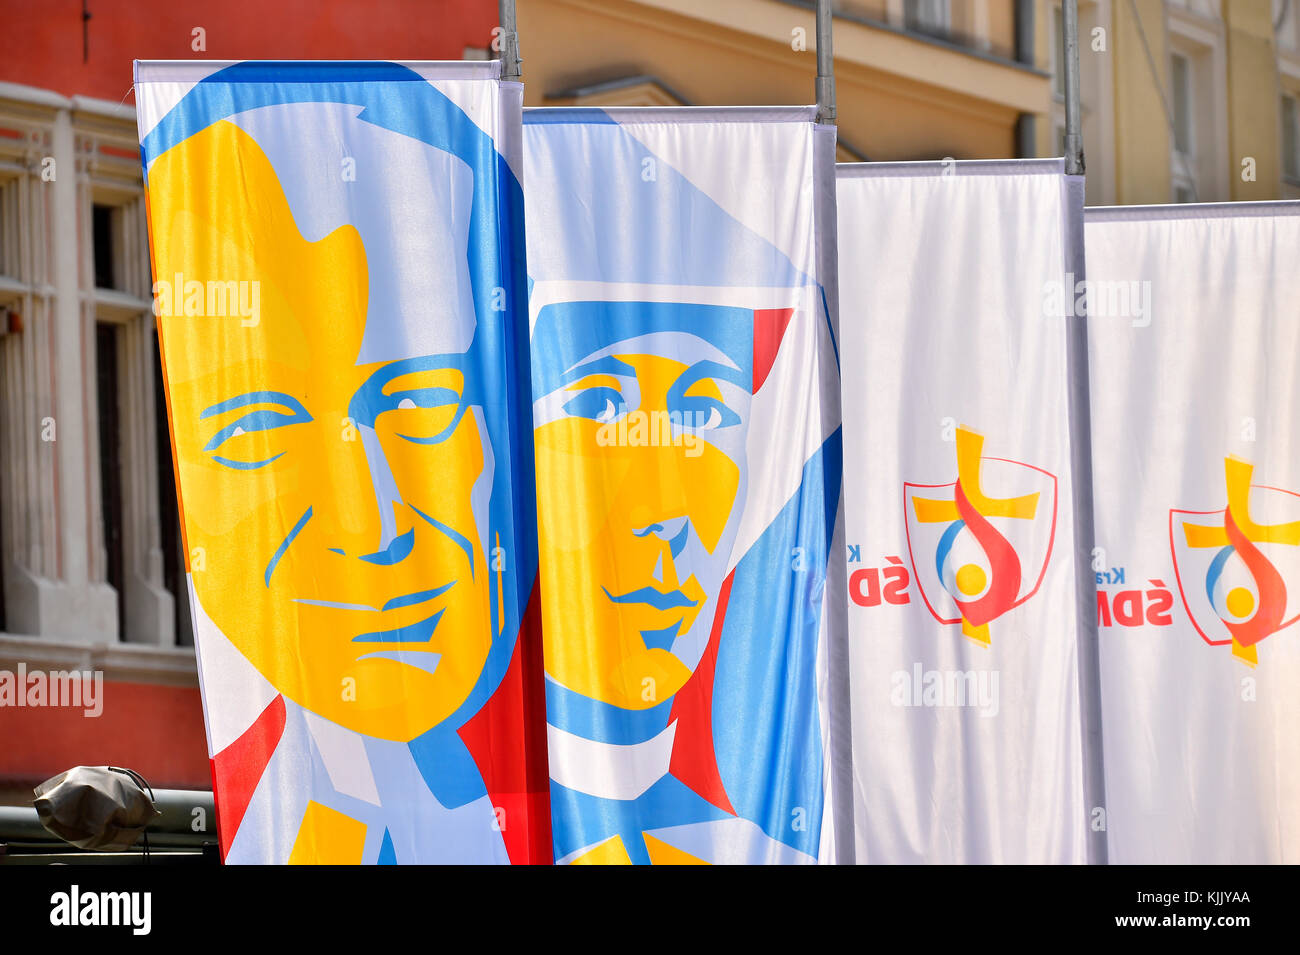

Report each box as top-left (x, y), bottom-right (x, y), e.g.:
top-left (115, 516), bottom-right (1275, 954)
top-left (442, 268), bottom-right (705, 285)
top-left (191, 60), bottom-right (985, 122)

top-left (838, 160), bottom-right (1092, 863)
top-left (1086, 202), bottom-right (1300, 863)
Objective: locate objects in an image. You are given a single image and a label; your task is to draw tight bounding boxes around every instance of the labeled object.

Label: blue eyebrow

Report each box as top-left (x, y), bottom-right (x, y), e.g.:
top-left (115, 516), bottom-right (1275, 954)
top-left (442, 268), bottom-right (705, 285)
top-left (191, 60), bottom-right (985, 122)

top-left (349, 354), bottom-right (470, 429)
top-left (202, 391), bottom-right (310, 420)
top-left (561, 356), bottom-right (635, 385)
top-left (671, 359), bottom-right (746, 394)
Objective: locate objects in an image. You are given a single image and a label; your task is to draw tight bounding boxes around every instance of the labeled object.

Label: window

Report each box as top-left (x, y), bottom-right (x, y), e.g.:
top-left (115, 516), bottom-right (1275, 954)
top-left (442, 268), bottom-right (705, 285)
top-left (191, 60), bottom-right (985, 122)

top-left (89, 183), bottom-right (175, 646)
top-left (904, 0), bottom-right (950, 36)
top-left (154, 335), bottom-right (193, 646)
top-left (1171, 54), bottom-right (1194, 155)
top-left (92, 204), bottom-right (118, 290)
top-left (96, 322), bottom-right (125, 639)
top-left (0, 180), bottom-right (14, 280)
top-left (1276, 0), bottom-right (1300, 53)
top-left (1170, 52), bottom-right (1198, 201)
top-left (1283, 93), bottom-right (1300, 181)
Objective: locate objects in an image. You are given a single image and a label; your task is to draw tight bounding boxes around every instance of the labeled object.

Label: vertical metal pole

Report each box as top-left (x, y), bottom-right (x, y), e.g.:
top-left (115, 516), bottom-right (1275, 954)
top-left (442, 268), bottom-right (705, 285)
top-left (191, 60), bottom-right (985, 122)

top-left (499, 0), bottom-right (522, 81)
top-left (816, 0), bottom-right (836, 125)
top-left (1062, 0), bottom-right (1085, 174)
top-left (1061, 0), bottom-right (1105, 864)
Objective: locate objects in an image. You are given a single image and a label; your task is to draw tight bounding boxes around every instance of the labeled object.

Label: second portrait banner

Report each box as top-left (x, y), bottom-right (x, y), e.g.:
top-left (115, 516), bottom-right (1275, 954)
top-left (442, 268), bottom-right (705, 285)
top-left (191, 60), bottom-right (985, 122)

top-left (524, 106), bottom-right (844, 864)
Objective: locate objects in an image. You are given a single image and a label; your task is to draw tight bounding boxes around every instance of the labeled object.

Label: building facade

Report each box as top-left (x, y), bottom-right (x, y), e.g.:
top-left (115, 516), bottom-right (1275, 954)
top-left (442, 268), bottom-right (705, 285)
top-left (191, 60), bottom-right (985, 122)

top-left (0, 0), bottom-right (1295, 809)
top-left (1039, 0), bottom-right (1300, 205)
top-left (521, 0), bottom-right (1299, 204)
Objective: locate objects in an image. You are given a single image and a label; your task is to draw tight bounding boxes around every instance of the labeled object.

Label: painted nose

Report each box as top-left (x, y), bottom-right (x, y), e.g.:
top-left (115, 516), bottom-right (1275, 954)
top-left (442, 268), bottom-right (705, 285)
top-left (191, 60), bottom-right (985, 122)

top-left (634, 516), bottom-right (692, 587)
top-left (316, 420), bottom-right (413, 562)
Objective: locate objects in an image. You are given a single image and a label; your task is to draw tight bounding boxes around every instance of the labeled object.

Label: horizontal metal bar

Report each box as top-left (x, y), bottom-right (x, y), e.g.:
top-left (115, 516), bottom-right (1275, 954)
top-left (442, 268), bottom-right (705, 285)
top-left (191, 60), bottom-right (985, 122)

top-left (1, 848), bottom-right (209, 865)
top-left (1, 788), bottom-right (216, 848)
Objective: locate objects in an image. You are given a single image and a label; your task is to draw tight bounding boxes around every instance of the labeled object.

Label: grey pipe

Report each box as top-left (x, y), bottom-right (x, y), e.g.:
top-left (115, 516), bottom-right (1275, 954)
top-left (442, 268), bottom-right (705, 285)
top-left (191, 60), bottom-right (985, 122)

top-left (1062, 0), bottom-right (1085, 174)
top-left (499, 0), bottom-right (522, 82)
top-left (816, 0), bottom-right (836, 125)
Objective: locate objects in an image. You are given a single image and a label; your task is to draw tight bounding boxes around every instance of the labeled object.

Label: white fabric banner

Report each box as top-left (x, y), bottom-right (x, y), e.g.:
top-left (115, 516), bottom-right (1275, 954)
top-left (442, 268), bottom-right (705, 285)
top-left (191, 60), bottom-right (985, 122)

top-left (137, 60), bottom-right (546, 864)
top-left (838, 160), bottom-right (1092, 863)
top-left (524, 107), bottom-right (845, 864)
top-left (1086, 202), bottom-right (1300, 864)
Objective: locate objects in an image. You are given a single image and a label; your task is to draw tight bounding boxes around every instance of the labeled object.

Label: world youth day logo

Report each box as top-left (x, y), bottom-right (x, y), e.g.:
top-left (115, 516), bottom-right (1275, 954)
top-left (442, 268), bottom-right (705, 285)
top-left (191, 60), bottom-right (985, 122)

top-left (904, 427), bottom-right (1057, 645)
top-left (1171, 456), bottom-right (1300, 666)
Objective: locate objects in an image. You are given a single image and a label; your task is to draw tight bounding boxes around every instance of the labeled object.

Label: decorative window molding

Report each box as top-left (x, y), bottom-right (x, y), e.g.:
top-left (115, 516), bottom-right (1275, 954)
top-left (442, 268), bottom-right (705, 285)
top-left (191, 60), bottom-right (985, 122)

top-left (0, 86), bottom-right (179, 648)
top-left (77, 110), bottom-right (176, 647)
top-left (1166, 4), bottom-right (1229, 202)
top-left (0, 93), bottom-right (60, 632)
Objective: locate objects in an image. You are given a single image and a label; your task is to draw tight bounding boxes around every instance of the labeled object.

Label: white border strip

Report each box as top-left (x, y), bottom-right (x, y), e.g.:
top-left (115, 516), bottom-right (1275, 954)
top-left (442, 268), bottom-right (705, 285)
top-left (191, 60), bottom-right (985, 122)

top-left (133, 59), bottom-right (502, 85)
top-left (837, 158), bottom-right (1066, 179)
top-left (525, 105), bottom-right (817, 125)
top-left (1087, 199), bottom-right (1300, 222)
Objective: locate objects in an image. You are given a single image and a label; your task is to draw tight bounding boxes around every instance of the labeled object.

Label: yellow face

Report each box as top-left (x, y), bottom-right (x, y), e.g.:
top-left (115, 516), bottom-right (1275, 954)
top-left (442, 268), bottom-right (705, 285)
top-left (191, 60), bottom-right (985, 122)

top-left (534, 351), bottom-right (743, 710)
top-left (149, 121), bottom-right (491, 741)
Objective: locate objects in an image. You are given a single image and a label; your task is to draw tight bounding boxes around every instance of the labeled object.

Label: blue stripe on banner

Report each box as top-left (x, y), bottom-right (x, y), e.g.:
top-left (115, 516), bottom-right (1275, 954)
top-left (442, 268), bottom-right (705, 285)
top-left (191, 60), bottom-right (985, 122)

top-left (550, 775), bottom-right (735, 865)
top-left (545, 678), bottom-right (675, 746)
top-left (713, 429), bottom-right (841, 858)
top-left (523, 107), bottom-right (618, 125)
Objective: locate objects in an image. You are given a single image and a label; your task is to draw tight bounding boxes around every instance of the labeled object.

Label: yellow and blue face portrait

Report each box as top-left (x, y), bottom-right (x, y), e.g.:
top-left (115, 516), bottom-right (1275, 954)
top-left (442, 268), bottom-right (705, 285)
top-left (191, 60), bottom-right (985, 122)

top-left (531, 304), bottom-right (755, 710)
top-left (141, 65), bottom-right (535, 764)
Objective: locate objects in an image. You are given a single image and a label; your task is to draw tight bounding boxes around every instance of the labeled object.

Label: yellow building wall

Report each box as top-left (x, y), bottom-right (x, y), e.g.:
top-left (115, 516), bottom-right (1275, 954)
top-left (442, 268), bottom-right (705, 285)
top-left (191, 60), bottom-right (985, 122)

top-left (1111, 0), bottom-right (1171, 204)
top-left (1224, 0), bottom-right (1281, 200)
top-left (519, 0), bottom-right (1293, 203)
top-left (517, 0), bottom-right (1044, 162)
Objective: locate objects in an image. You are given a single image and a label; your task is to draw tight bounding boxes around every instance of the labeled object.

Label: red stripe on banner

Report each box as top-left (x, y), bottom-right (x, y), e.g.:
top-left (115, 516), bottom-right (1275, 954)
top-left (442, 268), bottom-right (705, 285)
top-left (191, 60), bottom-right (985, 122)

top-left (752, 307), bottom-right (795, 393)
top-left (458, 584), bottom-right (554, 864)
top-left (668, 571), bottom-right (737, 816)
top-left (211, 694), bottom-right (286, 860)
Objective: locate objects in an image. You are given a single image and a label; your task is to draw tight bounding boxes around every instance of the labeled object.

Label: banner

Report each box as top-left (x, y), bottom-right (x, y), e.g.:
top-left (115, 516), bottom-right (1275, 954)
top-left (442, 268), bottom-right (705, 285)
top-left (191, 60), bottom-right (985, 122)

top-left (137, 61), bottom-right (548, 864)
top-left (1086, 202), bottom-right (1300, 863)
top-left (524, 107), bottom-right (843, 864)
top-left (838, 160), bottom-right (1094, 863)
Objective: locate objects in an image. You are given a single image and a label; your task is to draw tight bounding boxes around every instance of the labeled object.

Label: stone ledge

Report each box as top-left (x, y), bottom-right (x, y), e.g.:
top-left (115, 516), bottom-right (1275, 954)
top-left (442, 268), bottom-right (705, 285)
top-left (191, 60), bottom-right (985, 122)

top-left (0, 634), bottom-right (198, 687)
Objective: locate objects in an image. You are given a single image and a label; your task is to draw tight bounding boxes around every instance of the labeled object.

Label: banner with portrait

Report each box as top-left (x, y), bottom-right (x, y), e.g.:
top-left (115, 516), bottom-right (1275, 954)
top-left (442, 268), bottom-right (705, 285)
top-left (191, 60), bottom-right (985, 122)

top-left (837, 160), bottom-right (1094, 863)
top-left (523, 107), bottom-right (844, 864)
top-left (136, 60), bottom-right (549, 864)
top-left (1086, 202), bottom-right (1300, 863)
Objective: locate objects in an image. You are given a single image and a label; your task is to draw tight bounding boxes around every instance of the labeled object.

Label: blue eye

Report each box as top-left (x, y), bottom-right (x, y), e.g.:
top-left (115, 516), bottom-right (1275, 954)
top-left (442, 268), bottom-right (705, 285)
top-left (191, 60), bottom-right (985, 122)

top-left (563, 387), bottom-right (627, 423)
top-left (388, 386), bottom-right (460, 411)
top-left (671, 396), bottom-right (740, 431)
top-left (201, 394), bottom-right (313, 470)
top-left (204, 408), bottom-right (307, 451)
top-left (665, 360), bottom-right (745, 435)
top-left (384, 386), bottom-right (465, 446)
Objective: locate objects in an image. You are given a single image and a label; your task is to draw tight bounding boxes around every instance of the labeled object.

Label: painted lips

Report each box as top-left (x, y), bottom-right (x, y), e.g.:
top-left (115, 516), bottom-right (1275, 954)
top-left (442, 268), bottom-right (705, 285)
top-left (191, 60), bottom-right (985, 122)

top-left (602, 586), bottom-right (698, 611)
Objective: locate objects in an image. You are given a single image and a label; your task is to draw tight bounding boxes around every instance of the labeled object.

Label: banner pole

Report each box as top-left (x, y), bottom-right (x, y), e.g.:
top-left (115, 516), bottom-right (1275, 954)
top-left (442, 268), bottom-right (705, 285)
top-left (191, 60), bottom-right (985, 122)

top-left (499, 0), bottom-right (522, 81)
top-left (1061, 0), bottom-right (1106, 865)
top-left (1063, 0), bottom-right (1085, 174)
top-left (816, 0), bottom-right (836, 125)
